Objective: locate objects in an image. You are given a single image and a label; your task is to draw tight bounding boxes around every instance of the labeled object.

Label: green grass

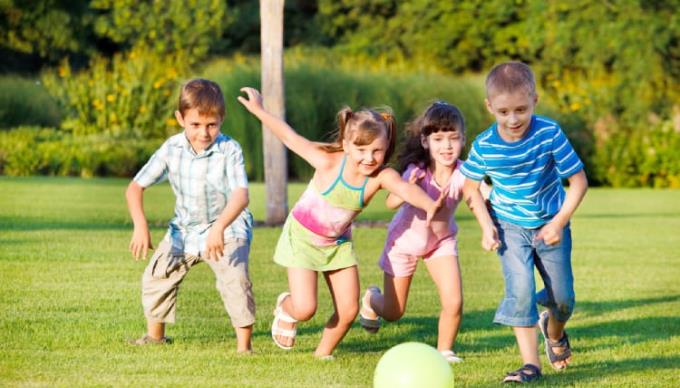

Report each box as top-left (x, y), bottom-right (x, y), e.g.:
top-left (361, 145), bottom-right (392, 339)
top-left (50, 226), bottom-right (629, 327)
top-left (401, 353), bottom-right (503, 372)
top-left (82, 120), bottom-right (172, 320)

top-left (1, 177), bottom-right (679, 387)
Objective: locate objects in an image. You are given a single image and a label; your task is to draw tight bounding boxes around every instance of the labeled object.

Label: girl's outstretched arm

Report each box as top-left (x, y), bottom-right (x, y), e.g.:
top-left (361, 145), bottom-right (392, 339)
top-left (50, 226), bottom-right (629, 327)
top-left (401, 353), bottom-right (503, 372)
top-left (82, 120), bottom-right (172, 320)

top-left (379, 168), bottom-right (441, 225)
top-left (238, 87), bottom-right (331, 170)
top-left (385, 167), bottom-right (427, 209)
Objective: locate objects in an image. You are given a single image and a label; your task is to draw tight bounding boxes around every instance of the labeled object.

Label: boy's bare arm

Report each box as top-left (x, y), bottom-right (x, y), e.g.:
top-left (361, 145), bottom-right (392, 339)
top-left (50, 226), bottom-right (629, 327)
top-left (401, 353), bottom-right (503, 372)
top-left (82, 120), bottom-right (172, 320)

top-left (126, 181), bottom-right (153, 260)
top-left (206, 187), bottom-right (249, 261)
top-left (463, 178), bottom-right (499, 251)
top-left (536, 169), bottom-right (588, 245)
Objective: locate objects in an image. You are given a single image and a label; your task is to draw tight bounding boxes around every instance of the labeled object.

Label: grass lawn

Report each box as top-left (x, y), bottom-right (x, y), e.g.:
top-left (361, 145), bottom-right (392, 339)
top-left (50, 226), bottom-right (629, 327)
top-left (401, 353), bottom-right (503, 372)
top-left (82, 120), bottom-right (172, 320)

top-left (1, 177), bottom-right (679, 387)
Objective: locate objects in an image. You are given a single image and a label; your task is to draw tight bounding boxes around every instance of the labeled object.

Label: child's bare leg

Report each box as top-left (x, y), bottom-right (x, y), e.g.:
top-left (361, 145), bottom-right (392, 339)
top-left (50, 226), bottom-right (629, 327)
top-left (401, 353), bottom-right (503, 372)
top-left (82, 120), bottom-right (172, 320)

top-left (371, 273), bottom-right (412, 321)
top-left (235, 325), bottom-right (253, 352)
top-left (274, 267), bottom-right (318, 347)
top-left (315, 266), bottom-right (359, 357)
top-left (425, 255), bottom-right (463, 351)
top-left (546, 311), bottom-right (571, 368)
top-left (147, 321), bottom-right (165, 340)
top-left (514, 326), bottom-right (541, 367)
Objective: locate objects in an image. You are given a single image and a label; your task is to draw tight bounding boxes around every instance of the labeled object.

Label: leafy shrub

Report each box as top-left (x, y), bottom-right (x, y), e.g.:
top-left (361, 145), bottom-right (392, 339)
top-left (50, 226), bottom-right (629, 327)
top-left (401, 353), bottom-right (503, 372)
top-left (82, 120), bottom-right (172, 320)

top-left (203, 59), bottom-right (487, 181)
top-left (596, 120), bottom-right (680, 188)
top-left (0, 76), bottom-right (62, 129)
top-left (41, 46), bottom-right (189, 139)
top-left (0, 127), bottom-right (162, 177)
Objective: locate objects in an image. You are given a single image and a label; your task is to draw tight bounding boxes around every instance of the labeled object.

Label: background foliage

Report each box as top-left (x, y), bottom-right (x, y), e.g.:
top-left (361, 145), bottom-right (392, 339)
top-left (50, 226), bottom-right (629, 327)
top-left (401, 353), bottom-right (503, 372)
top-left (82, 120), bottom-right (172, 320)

top-left (0, 0), bottom-right (678, 186)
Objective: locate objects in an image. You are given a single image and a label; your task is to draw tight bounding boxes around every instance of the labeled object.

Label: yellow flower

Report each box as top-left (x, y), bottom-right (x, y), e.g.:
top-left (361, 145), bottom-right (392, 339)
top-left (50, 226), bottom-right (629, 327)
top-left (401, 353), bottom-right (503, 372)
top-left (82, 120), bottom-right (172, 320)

top-left (165, 118), bottom-right (176, 127)
top-left (153, 80), bottom-right (163, 89)
top-left (58, 65), bottom-right (70, 78)
top-left (570, 102), bottom-right (581, 112)
top-left (139, 106), bottom-right (147, 113)
top-left (106, 94), bottom-right (115, 102)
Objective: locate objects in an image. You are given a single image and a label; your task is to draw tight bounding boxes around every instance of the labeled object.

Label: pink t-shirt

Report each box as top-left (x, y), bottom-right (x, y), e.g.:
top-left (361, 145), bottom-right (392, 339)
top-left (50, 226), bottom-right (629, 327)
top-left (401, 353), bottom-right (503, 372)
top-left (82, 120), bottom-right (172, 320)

top-left (385, 161), bottom-right (465, 255)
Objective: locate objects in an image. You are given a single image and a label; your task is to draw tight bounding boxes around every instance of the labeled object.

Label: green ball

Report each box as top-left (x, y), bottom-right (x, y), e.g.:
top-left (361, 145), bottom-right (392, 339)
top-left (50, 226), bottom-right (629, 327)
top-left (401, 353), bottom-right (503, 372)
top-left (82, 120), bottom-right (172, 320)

top-left (373, 342), bottom-right (454, 388)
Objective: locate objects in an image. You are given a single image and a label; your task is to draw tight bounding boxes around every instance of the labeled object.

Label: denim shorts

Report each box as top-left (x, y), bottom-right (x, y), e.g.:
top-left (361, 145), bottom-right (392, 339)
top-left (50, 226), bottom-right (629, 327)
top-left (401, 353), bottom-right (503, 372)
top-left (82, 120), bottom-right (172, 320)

top-left (493, 219), bottom-right (575, 327)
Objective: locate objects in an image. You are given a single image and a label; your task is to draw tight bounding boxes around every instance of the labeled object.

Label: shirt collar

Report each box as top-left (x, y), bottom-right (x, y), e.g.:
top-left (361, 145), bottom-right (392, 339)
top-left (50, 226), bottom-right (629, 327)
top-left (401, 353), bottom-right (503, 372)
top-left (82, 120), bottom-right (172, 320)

top-left (180, 132), bottom-right (224, 157)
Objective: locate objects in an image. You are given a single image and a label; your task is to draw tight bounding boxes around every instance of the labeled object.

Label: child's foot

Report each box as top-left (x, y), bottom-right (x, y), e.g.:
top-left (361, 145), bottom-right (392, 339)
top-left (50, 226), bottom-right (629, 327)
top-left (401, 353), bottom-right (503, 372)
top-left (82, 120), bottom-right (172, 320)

top-left (440, 350), bottom-right (463, 363)
top-left (502, 364), bottom-right (542, 383)
top-left (127, 334), bottom-right (172, 345)
top-left (359, 286), bottom-right (381, 333)
top-left (538, 311), bottom-right (572, 370)
top-left (272, 292), bottom-right (297, 350)
top-left (315, 354), bottom-right (335, 361)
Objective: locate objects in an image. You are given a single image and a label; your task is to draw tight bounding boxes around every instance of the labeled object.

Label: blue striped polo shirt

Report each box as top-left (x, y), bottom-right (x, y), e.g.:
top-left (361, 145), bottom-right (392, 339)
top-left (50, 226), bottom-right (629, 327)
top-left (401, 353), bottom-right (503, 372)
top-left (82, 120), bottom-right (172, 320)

top-left (461, 115), bottom-right (584, 228)
top-left (134, 132), bottom-right (253, 255)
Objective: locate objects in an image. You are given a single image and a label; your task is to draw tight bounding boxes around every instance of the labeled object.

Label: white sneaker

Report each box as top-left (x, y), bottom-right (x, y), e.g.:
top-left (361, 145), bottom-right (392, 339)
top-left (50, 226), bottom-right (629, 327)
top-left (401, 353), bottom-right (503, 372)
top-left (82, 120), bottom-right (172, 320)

top-left (440, 350), bottom-right (463, 363)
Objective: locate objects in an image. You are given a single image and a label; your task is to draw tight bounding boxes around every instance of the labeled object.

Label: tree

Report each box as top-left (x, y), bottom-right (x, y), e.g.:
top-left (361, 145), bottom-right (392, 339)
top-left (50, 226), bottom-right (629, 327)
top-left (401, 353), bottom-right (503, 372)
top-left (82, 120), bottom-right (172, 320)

top-left (260, 0), bottom-right (288, 225)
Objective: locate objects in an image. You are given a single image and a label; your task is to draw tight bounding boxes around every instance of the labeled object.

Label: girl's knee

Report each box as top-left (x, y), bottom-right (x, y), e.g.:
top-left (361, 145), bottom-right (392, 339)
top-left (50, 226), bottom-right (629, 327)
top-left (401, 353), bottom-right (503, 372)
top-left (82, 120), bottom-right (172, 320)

top-left (441, 298), bottom-right (463, 318)
top-left (382, 307), bottom-right (405, 322)
top-left (290, 303), bottom-right (317, 321)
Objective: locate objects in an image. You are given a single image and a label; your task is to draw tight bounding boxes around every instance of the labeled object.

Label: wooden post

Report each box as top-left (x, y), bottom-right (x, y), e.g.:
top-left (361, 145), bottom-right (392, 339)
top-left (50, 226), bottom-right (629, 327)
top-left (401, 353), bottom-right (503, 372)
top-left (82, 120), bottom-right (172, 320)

top-left (260, 0), bottom-right (287, 225)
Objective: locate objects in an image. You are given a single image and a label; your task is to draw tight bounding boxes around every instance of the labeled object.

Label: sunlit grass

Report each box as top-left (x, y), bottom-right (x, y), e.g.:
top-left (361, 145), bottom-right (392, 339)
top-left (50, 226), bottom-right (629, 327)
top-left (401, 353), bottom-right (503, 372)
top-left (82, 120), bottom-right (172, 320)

top-left (1, 177), bottom-right (679, 386)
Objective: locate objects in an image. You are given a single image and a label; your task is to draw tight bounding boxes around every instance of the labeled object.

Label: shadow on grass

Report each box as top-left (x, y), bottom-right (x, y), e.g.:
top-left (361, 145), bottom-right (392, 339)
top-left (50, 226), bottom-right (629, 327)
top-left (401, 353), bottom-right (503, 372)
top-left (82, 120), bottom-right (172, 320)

top-left (574, 294), bottom-right (680, 317)
top-left (339, 294), bottom-right (680, 358)
top-left (544, 355), bottom-right (680, 385)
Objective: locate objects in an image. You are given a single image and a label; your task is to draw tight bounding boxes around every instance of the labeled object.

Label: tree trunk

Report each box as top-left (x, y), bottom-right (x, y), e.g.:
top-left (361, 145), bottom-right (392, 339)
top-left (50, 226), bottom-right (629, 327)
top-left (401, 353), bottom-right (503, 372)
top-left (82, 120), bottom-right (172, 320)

top-left (260, 0), bottom-right (287, 225)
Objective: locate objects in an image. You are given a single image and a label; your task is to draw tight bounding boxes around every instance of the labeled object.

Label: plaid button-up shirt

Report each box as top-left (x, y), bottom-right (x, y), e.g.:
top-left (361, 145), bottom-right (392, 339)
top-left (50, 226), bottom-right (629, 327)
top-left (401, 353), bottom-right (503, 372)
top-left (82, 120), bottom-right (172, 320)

top-left (134, 132), bottom-right (253, 256)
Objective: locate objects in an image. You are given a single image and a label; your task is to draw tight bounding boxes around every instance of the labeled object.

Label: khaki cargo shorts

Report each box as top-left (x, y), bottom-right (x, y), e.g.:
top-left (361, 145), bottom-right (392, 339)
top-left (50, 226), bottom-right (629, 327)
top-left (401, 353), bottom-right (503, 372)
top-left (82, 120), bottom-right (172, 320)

top-left (141, 237), bottom-right (255, 327)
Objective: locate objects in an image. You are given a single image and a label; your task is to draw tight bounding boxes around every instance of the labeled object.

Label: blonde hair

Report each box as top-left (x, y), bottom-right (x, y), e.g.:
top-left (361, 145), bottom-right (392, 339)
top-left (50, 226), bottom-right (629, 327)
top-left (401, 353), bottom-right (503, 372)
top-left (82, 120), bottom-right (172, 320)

top-left (178, 78), bottom-right (225, 119)
top-left (485, 61), bottom-right (536, 98)
top-left (397, 101), bottom-right (465, 172)
top-left (321, 106), bottom-right (397, 164)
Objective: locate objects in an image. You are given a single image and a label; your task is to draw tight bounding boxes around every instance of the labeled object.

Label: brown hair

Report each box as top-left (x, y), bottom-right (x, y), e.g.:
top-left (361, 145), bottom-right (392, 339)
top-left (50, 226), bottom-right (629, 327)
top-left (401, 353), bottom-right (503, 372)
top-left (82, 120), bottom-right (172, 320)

top-left (321, 106), bottom-right (397, 165)
top-left (178, 78), bottom-right (225, 119)
top-left (397, 101), bottom-right (465, 172)
top-left (485, 61), bottom-right (536, 98)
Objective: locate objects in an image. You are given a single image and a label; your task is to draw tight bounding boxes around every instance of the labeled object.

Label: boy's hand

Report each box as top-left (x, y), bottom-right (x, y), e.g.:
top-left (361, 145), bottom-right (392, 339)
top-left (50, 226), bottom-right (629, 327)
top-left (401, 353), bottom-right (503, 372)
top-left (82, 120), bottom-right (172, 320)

top-left (535, 221), bottom-right (562, 245)
top-left (206, 226), bottom-right (225, 261)
top-left (481, 226), bottom-right (500, 251)
top-left (129, 227), bottom-right (153, 261)
top-left (237, 87), bottom-right (264, 113)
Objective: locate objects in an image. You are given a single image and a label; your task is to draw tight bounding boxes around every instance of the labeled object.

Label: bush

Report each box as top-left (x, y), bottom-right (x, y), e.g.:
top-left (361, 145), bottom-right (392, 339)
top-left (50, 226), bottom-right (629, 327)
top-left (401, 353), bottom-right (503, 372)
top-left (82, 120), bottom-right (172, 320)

top-left (41, 46), bottom-right (189, 139)
top-left (0, 127), bottom-right (163, 177)
top-left (0, 75), bottom-right (62, 129)
top-left (203, 59), bottom-right (488, 181)
top-left (596, 120), bottom-right (680, 188)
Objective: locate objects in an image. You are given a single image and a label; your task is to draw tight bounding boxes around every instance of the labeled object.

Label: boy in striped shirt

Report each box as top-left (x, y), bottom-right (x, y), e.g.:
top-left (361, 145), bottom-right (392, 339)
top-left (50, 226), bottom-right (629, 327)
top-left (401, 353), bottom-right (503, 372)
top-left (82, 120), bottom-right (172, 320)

top-left (126, 79), bottom-right (255, 353)
top-left (461, 62), bottom-right (588, 383)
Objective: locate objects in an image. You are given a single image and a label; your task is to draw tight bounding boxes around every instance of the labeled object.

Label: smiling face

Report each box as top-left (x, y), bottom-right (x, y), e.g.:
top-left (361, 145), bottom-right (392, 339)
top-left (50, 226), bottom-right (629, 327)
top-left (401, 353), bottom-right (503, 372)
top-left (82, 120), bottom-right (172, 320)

top-left (421, 130), bottom-right (465, 169)
top-left (175, 108), bottom-right (222, 153)
top-left (343, 130), bottom-right (389, 177)
top-left (485, 90), bottom-right (538, 142)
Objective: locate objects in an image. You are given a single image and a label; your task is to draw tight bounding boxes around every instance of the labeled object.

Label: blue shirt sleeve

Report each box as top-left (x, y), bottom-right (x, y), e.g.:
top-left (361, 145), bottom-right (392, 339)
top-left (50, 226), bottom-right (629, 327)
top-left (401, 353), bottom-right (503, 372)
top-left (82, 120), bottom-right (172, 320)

top-left (551, 127), bottom-right (584, 178)
top-left (460, 141), bottom-right (487, 181)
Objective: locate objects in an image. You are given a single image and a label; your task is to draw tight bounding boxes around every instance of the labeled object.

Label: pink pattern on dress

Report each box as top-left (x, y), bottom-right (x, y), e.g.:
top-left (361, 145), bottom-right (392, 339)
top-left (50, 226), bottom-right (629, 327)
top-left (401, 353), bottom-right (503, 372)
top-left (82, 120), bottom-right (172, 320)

top-left (292, 186), bottom-right (359, 246)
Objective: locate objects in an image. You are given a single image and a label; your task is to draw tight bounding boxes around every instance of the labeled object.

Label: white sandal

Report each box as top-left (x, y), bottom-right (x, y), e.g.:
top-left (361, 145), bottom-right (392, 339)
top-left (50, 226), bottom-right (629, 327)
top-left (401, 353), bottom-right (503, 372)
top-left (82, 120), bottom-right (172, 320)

top-left (440, 350), bottom-right (463, 363)
top-left (359, 286), bottom-right (381, 333)
top-left (272, 291), bottom-right (298, 350)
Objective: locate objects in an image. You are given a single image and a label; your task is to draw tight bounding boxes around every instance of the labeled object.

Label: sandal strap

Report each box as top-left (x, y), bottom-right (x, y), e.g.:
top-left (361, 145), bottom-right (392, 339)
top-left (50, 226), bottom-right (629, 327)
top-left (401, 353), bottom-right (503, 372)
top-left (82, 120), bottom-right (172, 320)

top-left (504, 364), bottom-right (542, 383)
